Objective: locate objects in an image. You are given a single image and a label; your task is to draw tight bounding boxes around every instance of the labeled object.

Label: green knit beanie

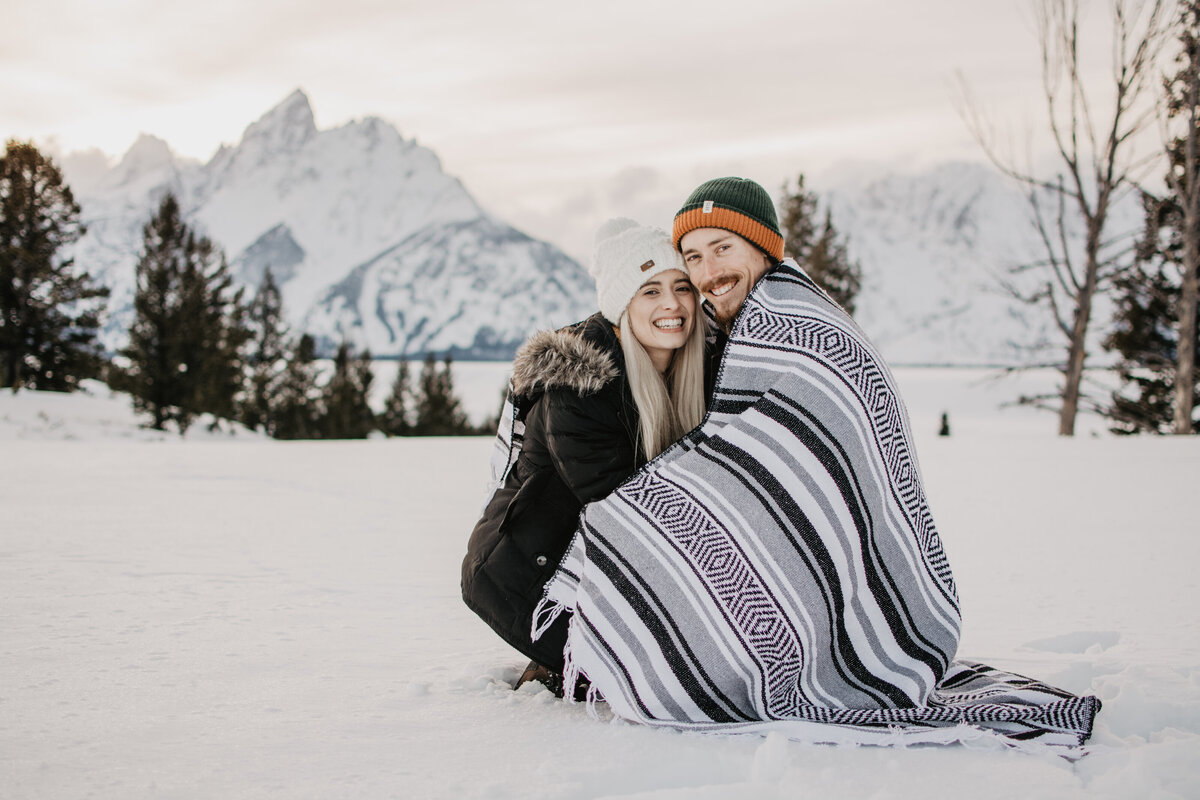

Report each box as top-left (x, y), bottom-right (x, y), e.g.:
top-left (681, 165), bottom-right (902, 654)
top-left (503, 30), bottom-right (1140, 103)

top-left (672, 177), bottom-right (783, 260)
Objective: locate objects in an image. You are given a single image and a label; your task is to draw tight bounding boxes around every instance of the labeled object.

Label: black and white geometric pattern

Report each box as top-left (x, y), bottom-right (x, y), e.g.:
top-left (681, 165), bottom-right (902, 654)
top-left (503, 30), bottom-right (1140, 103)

top-left (535, 260), bottom-right (1099, 752)
top-left (481, 391), bottom-right (526, 512)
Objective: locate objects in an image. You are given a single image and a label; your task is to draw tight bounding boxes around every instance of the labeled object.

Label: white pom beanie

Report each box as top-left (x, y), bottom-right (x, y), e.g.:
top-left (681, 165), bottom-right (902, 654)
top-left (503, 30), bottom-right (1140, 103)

top-left (589, 218), bottom-right (686, 324)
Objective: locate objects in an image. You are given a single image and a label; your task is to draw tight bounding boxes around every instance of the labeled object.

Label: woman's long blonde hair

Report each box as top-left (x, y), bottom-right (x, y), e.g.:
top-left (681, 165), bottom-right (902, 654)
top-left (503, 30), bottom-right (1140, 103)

top-left (618, 297), bottom-right (707, 462)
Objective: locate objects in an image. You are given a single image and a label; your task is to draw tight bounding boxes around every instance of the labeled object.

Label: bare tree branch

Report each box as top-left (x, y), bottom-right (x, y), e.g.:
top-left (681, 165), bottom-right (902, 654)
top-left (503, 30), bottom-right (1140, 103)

top-left (956, 0), bottom-right (1172, 434)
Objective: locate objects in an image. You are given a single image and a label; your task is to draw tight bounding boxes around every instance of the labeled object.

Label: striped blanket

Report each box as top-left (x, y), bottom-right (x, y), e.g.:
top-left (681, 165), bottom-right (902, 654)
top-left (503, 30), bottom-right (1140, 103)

top-left (534, 260), bottom-right (1099, 751)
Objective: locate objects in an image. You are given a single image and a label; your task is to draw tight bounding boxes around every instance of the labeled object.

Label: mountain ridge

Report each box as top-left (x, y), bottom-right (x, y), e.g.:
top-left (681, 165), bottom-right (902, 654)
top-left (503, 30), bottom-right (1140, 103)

top-left (59, 90), bottom-right (1139, 365)
top-left (66, 89), bottom-right (594, 360)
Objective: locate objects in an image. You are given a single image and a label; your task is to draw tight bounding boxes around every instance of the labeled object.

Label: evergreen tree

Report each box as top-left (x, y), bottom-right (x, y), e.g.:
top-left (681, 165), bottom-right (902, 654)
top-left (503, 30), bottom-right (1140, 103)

top-left (0, 139), bottom-right (109, 391)
top-left (379, 359), bottom-right (414, 436)
top-left (412, 353), bottom-right (471, 436)
top-left (241, 268), bottom-right (289, 433)
top-left (1104, 200), bottom-right (1200, 434)
top-left (119, 193), bottom-right (250, 432)
top-left (186, 244), bottom-right (250, 427)
top-left (272, 333), bottom-right (323, 440)
top-left (779, 174), bottom-right (862, 314)
top-left (1104, 4), bottom-right (1200, 435)
top-left (320, 342), bottom-right (376, 439)
top-left (779, 174), bottom-right (820, 259)
top-left (1161, 0), bottom-right (1200, 434)
top-left (1104, 248), bottom-right (1189, 433)
top-left (807, 209), bottom-right (863, 316)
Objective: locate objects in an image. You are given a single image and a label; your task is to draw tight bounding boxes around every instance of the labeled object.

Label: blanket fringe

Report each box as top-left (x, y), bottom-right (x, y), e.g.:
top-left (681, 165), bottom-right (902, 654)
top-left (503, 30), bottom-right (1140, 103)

top-left (558, 615), bottom-right (603, 717)
top-left (583, 681), bottom-right (603, 719)
top-left (561, 628), bottom-right (581, 704)
top-left (531, 595), bottom-right (567, 643)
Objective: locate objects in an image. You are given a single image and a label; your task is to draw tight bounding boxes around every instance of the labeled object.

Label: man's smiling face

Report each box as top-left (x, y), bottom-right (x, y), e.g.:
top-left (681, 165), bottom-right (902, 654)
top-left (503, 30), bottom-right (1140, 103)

top-left (679, 228), bottom-right (773, 327)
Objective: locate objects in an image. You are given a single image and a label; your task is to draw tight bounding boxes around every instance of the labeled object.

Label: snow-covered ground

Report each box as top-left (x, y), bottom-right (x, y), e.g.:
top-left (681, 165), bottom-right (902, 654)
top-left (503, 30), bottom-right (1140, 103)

top-left (2, 370), bottom-right (1197, 799)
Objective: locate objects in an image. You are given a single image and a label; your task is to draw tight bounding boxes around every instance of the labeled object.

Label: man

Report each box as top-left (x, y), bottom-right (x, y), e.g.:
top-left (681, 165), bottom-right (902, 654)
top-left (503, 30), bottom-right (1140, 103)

top-left (533, 177), bottom-right (1099, 751)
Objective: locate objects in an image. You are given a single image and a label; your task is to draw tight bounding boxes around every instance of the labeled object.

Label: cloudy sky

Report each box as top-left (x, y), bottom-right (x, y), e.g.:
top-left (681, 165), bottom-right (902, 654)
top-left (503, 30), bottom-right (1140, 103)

top-left (2, 0), bottom-right (1136, 260)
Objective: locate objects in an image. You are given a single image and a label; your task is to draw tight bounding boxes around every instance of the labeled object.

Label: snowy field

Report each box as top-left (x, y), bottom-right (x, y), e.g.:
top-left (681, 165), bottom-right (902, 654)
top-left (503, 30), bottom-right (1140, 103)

top-left (2, 368), bottom-right (1198, 799)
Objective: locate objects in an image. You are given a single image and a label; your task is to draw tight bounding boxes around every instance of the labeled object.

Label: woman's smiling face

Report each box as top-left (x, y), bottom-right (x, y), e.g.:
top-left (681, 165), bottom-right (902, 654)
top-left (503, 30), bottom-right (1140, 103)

top-left (626, 269), bottom-right (697, 373)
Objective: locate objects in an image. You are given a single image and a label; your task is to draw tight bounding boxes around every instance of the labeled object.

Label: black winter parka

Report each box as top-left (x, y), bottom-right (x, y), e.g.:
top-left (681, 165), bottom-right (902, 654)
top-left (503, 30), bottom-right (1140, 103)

top-left (461, 314), bottom-right (643, 671)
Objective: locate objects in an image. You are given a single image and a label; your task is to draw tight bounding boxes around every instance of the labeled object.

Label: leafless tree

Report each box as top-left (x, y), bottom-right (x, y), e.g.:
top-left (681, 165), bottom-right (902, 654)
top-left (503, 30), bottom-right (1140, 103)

top-left (959, 0), bottom-right (1173, 435)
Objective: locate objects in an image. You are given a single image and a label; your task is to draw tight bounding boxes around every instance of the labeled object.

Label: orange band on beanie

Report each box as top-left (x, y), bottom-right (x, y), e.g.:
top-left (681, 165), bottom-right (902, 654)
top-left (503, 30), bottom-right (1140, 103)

top-left (672, 206), bottom-right (784, 261)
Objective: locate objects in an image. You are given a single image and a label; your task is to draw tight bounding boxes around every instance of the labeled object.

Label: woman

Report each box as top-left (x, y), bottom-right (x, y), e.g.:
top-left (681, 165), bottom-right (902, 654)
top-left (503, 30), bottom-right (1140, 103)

top-left (461, 218), bottom-right (709, 694)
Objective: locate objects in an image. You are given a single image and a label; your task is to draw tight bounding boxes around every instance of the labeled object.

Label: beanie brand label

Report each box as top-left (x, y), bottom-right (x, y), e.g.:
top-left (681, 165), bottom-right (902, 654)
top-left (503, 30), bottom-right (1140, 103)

top-left (702, 201), bottom-right (714, 213)
top-left (639, 259), bottom-right (655, 272)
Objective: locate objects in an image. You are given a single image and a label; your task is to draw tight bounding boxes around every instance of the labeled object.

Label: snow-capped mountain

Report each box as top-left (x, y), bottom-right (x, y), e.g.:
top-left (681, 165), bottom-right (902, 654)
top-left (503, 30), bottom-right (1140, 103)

top-left (62, 89), bottom-right (1141, 365)
top-left (823, 161), bottom-right (1141, 365)
top-left (67, 89), bottom-right (594, 359)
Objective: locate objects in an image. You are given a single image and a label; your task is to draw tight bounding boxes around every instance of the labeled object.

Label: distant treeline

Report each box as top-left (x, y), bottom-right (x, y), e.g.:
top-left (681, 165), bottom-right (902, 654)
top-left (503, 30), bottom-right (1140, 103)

top-left (4, 55), bottom-right (1199, 441)
top-left (0, 148), bottom-right (487, 438)
top-left (106, 192), bottom-right (492, 438)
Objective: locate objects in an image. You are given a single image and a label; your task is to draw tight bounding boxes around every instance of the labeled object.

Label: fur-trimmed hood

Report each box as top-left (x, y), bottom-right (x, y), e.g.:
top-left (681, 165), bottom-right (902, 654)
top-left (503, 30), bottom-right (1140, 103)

top-left (511, 324), bottom-right (620, 398)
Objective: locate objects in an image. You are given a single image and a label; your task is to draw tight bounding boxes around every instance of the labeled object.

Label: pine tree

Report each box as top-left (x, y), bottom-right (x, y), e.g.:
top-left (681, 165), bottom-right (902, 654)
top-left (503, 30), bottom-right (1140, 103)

top-left (272, 333), bottom-right (323, 440)
top-left (1, 139), bottom-right (109, 391)
top-left (807, 209), bottom-right (863, 316)
top-left (320, 342), bottom-right (376, 439)
top-left (241, 268), bottom-right (289, 433)
top-left (186, 239), bottom-right (250, 427)
top-left (1103, 217), bottom-right (1191, 433)
top-left (779, 174), bottom-right (819, 259)
top-left (119, 193), bottom-right (250, 432)
top-left (1161, 0), bottom-right (1200, 433)
top-left (379, 359), bottom-right (414, 436)
top-left (1107, 272), bottom-right (1194, 433)
top-left (1104, 3), bottom-right (1200, 434)
top-left (412, 353), bottom-right (470, 436)
top-left (779, 174), bottom-right (862, 314)
top-left (1104, 199), bottom-right (1200, 434)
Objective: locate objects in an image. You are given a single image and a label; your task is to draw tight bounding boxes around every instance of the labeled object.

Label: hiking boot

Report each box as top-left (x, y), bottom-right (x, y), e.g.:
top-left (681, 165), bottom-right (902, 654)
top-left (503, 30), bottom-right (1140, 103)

top-left (514, 661), bottom-right (564, 697)
top-left (514, 661), bottom-right (593, 701)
